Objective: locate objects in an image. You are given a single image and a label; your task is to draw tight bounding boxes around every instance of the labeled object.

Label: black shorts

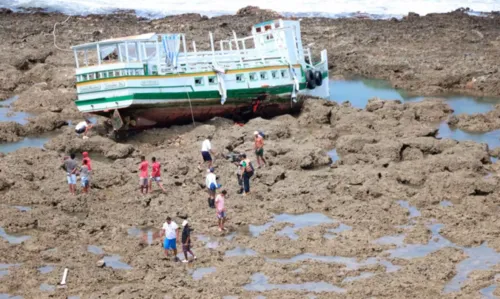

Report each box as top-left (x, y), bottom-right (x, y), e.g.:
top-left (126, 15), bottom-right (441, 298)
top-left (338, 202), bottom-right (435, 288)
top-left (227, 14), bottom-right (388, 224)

top-left (202, 151), bottom-right (212, 162)
top-left (75, 127), bottom-right (85, 134)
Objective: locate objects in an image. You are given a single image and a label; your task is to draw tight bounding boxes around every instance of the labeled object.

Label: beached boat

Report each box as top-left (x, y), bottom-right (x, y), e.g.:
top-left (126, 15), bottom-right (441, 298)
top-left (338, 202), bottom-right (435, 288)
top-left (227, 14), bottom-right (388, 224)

top-left (71, 19), bottom-right (329, 132)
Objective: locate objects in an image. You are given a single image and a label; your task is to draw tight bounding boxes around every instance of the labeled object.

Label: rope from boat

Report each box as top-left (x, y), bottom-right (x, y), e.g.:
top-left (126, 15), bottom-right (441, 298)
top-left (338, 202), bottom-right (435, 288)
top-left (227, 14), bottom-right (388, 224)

top-left (175, 72), bottom-right (196, 126)
top-left (52, 16), bottom-right (72, 52)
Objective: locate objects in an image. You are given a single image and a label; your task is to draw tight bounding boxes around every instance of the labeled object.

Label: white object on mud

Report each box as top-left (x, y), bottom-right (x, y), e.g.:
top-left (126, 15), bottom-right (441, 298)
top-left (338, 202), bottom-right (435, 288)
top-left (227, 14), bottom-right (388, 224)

top-left (60, 268), bottom-right (69, 285)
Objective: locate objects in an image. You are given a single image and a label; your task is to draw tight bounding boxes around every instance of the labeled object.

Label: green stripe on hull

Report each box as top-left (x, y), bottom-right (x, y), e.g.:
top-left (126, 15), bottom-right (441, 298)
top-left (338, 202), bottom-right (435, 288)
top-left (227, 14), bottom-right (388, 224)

top-left (75, 83), bottom-right (306, 107)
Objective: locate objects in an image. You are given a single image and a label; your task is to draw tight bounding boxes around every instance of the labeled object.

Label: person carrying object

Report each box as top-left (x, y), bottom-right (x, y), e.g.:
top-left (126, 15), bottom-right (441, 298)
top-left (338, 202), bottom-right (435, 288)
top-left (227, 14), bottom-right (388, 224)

top-left (239, 154), bottom-right (254, 196)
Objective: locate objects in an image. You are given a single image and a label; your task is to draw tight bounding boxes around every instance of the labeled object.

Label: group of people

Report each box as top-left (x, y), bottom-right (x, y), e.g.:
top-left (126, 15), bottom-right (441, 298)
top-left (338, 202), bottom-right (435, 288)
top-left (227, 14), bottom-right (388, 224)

top-left (138, 156), bottom-right (167, 194)
top-left (61, 152), bottom-right (93, 195)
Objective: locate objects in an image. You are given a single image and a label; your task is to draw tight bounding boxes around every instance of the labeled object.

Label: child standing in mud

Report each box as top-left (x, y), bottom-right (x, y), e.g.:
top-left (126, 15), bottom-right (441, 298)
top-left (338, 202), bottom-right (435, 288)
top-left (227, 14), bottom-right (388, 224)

top-left (149, 157), bottom-right (166, 193)
top-left (215, 190), bottom-right (227, 231)
top-left (80, 159), bottom-right (90, 194)
top-left (139, 156), bottom-right (149, 195)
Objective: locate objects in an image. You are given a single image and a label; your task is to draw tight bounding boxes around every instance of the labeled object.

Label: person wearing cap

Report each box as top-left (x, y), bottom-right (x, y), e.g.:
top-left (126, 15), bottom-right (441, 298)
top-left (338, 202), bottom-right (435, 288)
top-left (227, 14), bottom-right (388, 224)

top-left (181, 220), bottom-right (196, 263)
top-left (205, 167), bottom-right (218, 208)
top-left (254, 131), bottom-right (266, 168)
top-left (160, 216), bottom-right (180, 261)
top-left (200, 135), bottom-right (216, 170)
top-left (215, 190), bottom-right (227, 231)
top-left (75, 118), bottom-right (93, 138)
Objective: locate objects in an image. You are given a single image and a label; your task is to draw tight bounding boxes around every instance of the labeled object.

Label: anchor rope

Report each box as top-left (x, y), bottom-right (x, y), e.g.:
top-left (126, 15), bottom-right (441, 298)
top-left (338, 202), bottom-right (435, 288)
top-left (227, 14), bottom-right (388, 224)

top-left (53, 16), bottom-right (73, 52)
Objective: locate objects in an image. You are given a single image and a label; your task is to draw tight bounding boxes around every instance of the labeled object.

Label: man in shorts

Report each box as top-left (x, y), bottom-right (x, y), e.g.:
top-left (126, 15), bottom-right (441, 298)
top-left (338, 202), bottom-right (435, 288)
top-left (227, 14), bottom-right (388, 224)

top-left (149, 157), bottom-right (166, 193)
top-left (205, 167), bottom-right (218, 208)
top-left (200, 136), bottom-right (216, 169)
top-left (161, 217), bottom-right (180, 261)
top-left (139, 156), bottom-right (149, 195)
top-left (61, 153), bottom-right (78, 195)
top-left (254, 131), bottom-right (266, 168)
top-left (75, 119), bottom-right (93, 138)
top-left (181, 220), bottom-right (196, 263)
top-left (215, 190), bottom-right (227, 231)
top-left (80, 159), bottom-right (90, 194)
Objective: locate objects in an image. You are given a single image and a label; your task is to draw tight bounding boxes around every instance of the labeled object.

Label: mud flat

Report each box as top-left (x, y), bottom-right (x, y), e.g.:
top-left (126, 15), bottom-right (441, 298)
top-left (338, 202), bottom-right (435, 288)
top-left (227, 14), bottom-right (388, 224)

top-left (1, 98), bottom-right (500, 298)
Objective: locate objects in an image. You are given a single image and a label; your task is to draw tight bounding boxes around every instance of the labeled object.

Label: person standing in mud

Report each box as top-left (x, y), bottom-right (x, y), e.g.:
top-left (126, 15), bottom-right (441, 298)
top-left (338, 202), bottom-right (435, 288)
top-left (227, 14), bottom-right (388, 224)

top-left (200, 136), bottom-right (216, 170)
top-left (254, 131), bottom-right (266, 168)
top-left (205, 167), bottom-right (218, 208)
top-left (149, 157), bottom-right (166, 193)
top-left (215, 190), bottom-right (227, 231)
top-left (80, 159), bottom-right (90, 194)
top-left (239, 154), bottom-right (254, 196)
top-left (139, 156), bottom-right (149, 195)
top-left (61, 153), bottom-right (78, 195)
top-left (181, 220), bottom-right (196, 263)
top-left (160, 217), bottom-right (180, 261)
top-left (82, 152), bottom-right (92, 189)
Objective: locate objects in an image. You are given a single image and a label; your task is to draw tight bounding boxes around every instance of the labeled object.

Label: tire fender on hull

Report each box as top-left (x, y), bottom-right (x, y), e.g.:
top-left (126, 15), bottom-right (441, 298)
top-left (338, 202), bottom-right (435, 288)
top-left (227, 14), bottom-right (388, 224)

top-left (306, 70), bottom-right (316, 89)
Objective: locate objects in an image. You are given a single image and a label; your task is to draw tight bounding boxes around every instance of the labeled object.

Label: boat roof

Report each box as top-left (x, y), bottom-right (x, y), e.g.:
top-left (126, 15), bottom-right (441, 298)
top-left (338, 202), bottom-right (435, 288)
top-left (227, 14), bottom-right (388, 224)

top-left (71, 33), bottom-right (158, 50)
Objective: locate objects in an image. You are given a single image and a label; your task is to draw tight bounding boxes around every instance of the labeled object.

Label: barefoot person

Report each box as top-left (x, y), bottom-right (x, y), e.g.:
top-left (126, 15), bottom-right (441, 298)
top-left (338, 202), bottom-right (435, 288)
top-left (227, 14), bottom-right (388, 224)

top-left (161, 217), bottom-right (180, 261)
top-left (75, 119), bottom-right (93, 138)
top-left (240, 154), bottom-right (254, 196)
top-left (215, 190), bottom-right (227, 231)
top-left (61, 153), bottom-right (78, 195)
top-left (205, 167), bottom-right (218, 208)
top-left (80, 159), bottom-right (90, 194)
top-left (139, 156), bottom-right (149, 194)
top-left (200, 136), bottom-right (216, 169)
top-left (181, 220), bottom-right (196, 263)
top-left (254, 131), bottom-right (266, 168)
top-left (149, 157), bottom-right (166, 193)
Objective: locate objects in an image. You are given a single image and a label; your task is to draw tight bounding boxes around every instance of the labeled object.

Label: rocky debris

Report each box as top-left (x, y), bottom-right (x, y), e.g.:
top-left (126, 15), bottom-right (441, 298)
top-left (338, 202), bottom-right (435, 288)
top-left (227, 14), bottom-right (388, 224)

top-left (449, 105), bottom-right (500, 132)
top-left (236, 6), bottom-right (282, 18)
top-left (13, 85), bottom-right (76, 114)
top-left (0, 122), bottom-right (25, 142)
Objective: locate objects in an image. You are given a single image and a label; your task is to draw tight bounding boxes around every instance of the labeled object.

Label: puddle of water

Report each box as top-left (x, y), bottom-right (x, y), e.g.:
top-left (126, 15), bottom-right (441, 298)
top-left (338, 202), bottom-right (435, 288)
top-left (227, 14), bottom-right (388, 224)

top-left (222, 296), bottom-right (239, 299)
top-left (103, 255), bottom-right (132, 270)
top-left (0, 96), bottom-right (32, 125)
top-left (13, 206), bottom-right (31, 212)
top-left (342, 272), bottom-right (375, 283)
top-left (249, 213), bottom-right (335, 239)
top-left (38, 265), bottom-right (55, 274)
top-left (397, 200), bottom-right (421, 218)
top-left (0, 131), bottom-right (59, 154)
top-left (0, 294), bottom-right (23, 299)
top-left (440, 201), bottom-right (453, 207)
top-left (324, 223), bottom-right (352, 239)
top-left (244, 272), bottom-right (346, 293)
top-left (127, 226), bottom-right (160, 245)
top-left (87, 245), bottom-right (104, 255)
top-left (225, 247), bottom-right (258, 257)
top-left (68, 296), bottom-right (81, 299)
top-left (437, 122), bottom-right (500, 149)
top-left (192, 267), bottom-right (216, 280)
top-left (374, 234), bottom-right (406, 247)
top-left (329, 79), bottom-right (499, 114)
top-left (225, 232), bottom-right (236, 241)
top-left (492, 157), bottom-right (499, 163)
top-left (327, 149), bottom-right (339, 162)
top-left (0, 227), bottom-right (31, 244)
top-left (196, 234), bottom-right (219, 249)
top-left (39, 283), bottom-right (55, 292)
top-left (480, 280), bottom-right (498, 299)
top-left (0, 263), bottom-right (21, 278)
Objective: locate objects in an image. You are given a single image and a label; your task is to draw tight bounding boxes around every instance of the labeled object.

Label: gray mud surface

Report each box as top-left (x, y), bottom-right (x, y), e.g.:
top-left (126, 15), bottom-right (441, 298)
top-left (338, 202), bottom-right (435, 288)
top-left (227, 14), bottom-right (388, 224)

top-left (1, 6), bottom-right (500, 298)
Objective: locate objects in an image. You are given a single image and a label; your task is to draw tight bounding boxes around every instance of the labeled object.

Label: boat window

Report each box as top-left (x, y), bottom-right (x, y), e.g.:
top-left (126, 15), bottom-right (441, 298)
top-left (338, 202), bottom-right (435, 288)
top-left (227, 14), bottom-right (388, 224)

top-left (102, 72), bottom-right (108, 78)
top-left (194, 77), bottom-right (204, 86)
top-left (108, 71), bottom-right (113, 78)
top-left (280, 70), bottom-right (289, 78)
top-left (96, 72), bottom-right (100, 79)
top-left (82, 74), bottom-right (87, 81)
top-left (249, 73), bottom-right (257, 81)
top-left (256, 27), bottom-right (262, 33)
top-left (208, 76), bottom-right (217, 85)
top-left (275, 22), bottom-right (280, 28)
top-left (136, 69), bottom-right (143, 76)
top-left (88, 73), bottom-right (95, 80)
top-left (271, 70), bottom-right (279, 79)
top-left (265, 25), bottom-right (271, 31)
top-left (114, 71), bottom-right (121, 77)
top-left (236, 74), bottom-right (245, 82)
top-left (260, 71), bottom-right (268, 80)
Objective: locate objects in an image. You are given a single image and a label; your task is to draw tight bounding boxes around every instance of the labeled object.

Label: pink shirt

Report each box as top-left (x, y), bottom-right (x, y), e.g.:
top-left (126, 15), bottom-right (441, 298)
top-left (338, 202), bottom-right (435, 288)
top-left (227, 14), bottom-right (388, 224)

top-left (139, 161), bottom-right (149, 178)
top-left (151, 162), bottom-right (161, 177)
top-left (215, 194), bottom-right (225, 212)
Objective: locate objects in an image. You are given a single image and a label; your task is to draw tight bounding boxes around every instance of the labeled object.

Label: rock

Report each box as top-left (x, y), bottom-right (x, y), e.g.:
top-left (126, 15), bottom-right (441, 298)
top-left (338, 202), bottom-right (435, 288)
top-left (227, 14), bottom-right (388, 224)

top-left (336, 135), bottom-right (378, 155)
top-left (0, 122), bottom-right (25, 142)
top-left (104, 144), bottom-right (135, 159)
top-left (447, 115), bottom-right (459, 126)
top-left (96, 259), bottom-right (105, 267)
top-left (235, 6), bottom-right (282, 17)
top-left (49, 107), bottom-right (63, 113)
top-left (366, 98), bottom-right (385, 112)
top-left (298, 99), bottom-right (336, 125)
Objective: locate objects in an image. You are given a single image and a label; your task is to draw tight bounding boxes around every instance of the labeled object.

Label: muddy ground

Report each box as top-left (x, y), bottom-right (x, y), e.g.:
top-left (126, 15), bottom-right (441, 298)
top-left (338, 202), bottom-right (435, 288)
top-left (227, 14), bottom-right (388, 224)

top-left (1, 5), bottom-right (500, 299)
top-left (2, 98), bottom-right (500, 298)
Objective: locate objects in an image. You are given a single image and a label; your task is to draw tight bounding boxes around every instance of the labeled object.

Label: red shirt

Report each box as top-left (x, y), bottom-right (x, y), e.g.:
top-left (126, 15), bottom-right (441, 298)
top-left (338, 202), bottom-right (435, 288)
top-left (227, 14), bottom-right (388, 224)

top-left (151, 162), bottom-right (161, 177)
top-left (83, 157), bottom-right (92, 171)
top-left (139, 161), bottom-right (149, 178)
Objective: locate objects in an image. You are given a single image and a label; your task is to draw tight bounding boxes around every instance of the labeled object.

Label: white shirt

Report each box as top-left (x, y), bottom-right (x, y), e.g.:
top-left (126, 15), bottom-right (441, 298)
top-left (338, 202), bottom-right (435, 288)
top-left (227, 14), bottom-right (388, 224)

top-left (201, 139), bottom-right (211, 152)
top-left (162, 221), bottom-right (179, 240)
top-left (75, 121), bottom-right (87, 130)
top-left (206, 172), bottom-right (217, 188)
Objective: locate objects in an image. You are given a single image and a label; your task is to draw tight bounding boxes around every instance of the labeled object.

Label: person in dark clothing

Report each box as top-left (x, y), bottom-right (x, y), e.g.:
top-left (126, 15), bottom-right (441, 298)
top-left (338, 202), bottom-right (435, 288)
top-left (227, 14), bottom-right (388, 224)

top-left (239, 153), bottom-right (254, 195)
top-left (181, 220), bottom-right (196, 263)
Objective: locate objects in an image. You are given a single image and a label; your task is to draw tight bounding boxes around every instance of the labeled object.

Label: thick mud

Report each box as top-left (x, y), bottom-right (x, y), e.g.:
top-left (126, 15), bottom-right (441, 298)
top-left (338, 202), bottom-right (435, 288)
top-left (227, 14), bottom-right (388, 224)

top-left (1, 98), bottom-right (500, 298)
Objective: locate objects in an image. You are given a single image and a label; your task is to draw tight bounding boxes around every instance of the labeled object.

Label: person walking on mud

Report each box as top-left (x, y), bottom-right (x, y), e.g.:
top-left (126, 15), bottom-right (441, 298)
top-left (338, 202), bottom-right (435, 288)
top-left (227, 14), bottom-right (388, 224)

top-left (160, 217), bottom-right (180, 261)
top-left (181, 220), bottom-right (196, 263)
top-left (80, 159), bottom-right (90, 194)
top-left (205, 167), bottom-right (219, 208)
top-left (149, 157), bottom-right (166, 193)
top-left (215, 190), bottom-right (227, 231)
top-left (61, 153), bottom-right (78, 195)
top-left (200, 136), bottom-right (216, 170)
top-left (139, 156), bottom-right (149, 195)
top-left (254, 131), bottom-right (266, 168)
top-left (239, 154), bottom-right (254, 196)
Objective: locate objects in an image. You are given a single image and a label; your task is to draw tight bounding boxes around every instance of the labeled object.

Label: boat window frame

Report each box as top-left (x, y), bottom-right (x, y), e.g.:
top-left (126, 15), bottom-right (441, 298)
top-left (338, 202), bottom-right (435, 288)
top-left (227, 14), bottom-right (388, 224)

top-left (280, 70), bottom-right (289, 78)
top-left (260, 71), bottom-right (268, 80)
top-left (208, 75), bottom-right (218, 85)
top-left (271, 70), bottom-right (279, 79)
top-left (236, 74), bottom-right (245, 83)
top-left (249, 72), bottom-right (258, 81)
top-left (194, 76), bottom-right (204, 86)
